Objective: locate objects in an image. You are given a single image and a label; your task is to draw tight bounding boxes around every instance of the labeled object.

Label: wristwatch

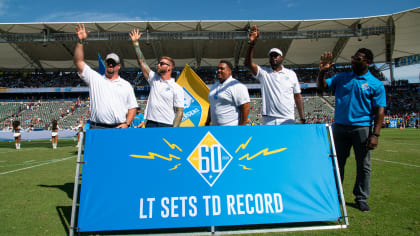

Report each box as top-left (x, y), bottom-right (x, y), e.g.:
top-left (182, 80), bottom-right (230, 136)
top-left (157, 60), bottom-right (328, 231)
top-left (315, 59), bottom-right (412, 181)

top-left (124, 122), bottom-right (131, 127)
top-left (372, 133), bottom-right (380, 137)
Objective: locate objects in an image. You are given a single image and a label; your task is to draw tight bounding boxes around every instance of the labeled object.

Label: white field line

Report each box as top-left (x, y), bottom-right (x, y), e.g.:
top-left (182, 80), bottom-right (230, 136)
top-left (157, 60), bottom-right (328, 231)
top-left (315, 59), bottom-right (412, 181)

top-left (0, 147), bottom-right (55, 154)
top-left (372, 158), bottom-right (420, 168)
top-left (0, 156), bottom-right (76, 175)
top-left (391, 143), bottom-right (420, 146)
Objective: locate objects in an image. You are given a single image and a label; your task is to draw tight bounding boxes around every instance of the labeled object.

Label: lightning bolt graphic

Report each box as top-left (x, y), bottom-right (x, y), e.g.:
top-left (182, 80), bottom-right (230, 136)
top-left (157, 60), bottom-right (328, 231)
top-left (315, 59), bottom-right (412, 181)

top-left (238, 148), bottom-right (287, 161)
top-left (130, 152), bottom-right (181, 161)
top-left (169, 164), bottom-right (181, 171)
top-left (163, 138), bottom-right (182, 152)
top-left (235, 137), bottom-right (252, 153)
top-left (239, 165), bottom-right (252, 170)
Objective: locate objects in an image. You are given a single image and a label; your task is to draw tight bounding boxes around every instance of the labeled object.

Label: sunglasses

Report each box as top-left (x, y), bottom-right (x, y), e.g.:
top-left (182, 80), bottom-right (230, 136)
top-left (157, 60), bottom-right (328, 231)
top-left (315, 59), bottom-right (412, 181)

top-left (351, 56), bottom-right (367, 62)
top-left (106, 59), bottom-right (118, 67)
top-left (158, 61), bottom-right (170, 67)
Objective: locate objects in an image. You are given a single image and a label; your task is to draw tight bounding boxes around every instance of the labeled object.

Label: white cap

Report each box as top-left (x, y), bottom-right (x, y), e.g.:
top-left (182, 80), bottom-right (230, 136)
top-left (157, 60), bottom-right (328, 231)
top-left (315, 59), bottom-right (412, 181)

top-left (267, 48), bottom-right (283, 57)
top-left (105, 53), bottom-right (120, 64)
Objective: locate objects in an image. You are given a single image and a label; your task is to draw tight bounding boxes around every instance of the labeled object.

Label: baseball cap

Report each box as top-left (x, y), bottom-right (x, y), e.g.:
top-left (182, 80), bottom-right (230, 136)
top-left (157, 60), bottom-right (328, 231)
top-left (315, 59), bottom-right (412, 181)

top-left (267, 48), bottom-right (283, 57)
top-left (105, 53), bottom-right (120, 64)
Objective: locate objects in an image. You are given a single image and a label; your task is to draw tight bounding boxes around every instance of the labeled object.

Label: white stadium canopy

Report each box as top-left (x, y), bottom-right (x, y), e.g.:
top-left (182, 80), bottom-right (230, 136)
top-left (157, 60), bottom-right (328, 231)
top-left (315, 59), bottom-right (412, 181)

top-left (0, 7), bottom-right (419, 78)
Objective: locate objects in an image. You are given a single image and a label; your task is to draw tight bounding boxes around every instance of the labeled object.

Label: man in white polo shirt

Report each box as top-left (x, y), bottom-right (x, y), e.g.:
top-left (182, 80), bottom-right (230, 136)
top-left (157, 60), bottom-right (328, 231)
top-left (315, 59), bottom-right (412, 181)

top-left (74, 24), bottom-right (137, 129)
top-left (206, 60), bottom-right (250, 126)
top-left (129, 28), bottom-right (184, 128)
top-left (245, 25), bottom-right (305, 125)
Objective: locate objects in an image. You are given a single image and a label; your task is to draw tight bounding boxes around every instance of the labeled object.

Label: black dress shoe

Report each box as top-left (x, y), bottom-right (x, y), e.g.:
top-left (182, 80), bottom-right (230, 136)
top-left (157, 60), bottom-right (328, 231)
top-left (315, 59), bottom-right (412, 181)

top-left (356, 201), bottom-right (370, 212)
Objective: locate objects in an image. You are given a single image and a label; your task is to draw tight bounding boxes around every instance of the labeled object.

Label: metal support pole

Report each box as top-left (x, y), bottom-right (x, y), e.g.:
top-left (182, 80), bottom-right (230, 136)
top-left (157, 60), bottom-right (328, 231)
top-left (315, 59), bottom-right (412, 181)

top-left (69, 132), bottom-right (84, 236)
top-left (326, 124), bottom-right (349, 227)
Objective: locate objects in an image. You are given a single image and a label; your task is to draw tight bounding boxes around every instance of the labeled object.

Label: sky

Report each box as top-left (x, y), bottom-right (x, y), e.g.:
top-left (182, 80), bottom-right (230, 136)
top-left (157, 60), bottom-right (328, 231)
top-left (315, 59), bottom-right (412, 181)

top-left (0, 0), bottom-right (419, 82)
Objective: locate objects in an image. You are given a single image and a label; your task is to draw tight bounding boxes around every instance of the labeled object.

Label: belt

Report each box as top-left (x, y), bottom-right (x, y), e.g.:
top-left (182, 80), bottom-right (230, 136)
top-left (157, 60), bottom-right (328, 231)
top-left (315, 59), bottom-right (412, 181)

top-left (147, 120), bottom-right (172, 127)
top-left (90, 121), bottom-right (120, 128)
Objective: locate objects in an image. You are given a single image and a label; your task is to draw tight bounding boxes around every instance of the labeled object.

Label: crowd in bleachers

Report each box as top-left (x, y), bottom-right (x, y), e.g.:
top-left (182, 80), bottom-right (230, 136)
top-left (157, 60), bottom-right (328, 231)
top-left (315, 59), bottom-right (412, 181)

top-left (2, 89), bottom-right (419, 130)
top-left (0, 65), bottom-right (386, 88)
top-left (386, 87), bottom-right (420, 116)
top-left (0, 99), bottom-right (91, 131)
top-left (384, 86), bottom-right (420, 127)
top-left (0, 64), bottom-right (416, 130)
top-left (1, 96), bottom-right (336, 130)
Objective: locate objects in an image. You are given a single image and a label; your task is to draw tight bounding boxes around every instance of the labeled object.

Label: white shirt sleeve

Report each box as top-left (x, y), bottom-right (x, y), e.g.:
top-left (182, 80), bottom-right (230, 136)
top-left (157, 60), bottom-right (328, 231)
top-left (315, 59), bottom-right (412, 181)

top-left (291, 71), bottom-right (301, 94)
top-left (126, 83), bottom-right (138, 109)
top-left (174, 84), bottom-right (185, 108)
top-left (233, 83), bottom-right (250, 107)
top-left (77, 64), bottom-right (97, 85)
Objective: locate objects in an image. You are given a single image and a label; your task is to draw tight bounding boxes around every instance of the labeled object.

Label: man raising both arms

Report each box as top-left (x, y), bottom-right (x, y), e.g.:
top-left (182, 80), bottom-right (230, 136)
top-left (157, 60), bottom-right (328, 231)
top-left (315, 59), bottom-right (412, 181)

top-left (129, 28), bottom-right (184, 128)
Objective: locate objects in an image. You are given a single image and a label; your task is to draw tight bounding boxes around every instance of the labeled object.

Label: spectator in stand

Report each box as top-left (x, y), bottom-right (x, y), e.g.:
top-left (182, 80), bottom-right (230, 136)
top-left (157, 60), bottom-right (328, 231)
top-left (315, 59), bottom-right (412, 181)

top-left (317, 48), bottom-right (386, 212)
top-left (74, 24), bottom-right (137, 129)
top-left (132, 107), bottom-right (145, 128)
top-left (245, 25), bottom-right (305, 125)
top-left (51, 119), bottom-right (58, 149)
top-left (12, 120), bottom-right (21, 150)
top-left (130, 28), bottom-right (184, 127)
top-left (206, 60), bottom-right (250, 126)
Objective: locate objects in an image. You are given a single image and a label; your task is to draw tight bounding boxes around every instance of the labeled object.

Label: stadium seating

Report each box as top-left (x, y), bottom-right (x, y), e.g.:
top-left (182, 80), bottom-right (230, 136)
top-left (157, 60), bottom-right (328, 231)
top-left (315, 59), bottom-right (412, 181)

top-left (0, 65), bottom-right (386, 88)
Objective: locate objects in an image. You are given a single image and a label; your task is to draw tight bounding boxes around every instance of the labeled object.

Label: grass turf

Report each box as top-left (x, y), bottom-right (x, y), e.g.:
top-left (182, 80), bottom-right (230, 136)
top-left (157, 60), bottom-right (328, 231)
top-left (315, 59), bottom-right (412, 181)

top-left (0, 129), bottom-right (419, 235)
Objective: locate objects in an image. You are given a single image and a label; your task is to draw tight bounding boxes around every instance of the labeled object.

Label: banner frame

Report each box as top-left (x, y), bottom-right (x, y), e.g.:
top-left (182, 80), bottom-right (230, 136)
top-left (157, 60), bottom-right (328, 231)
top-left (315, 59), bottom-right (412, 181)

top-left (69, 132), bottom-right (84, 236)
top-left (70, 124), bottom-right (349, 235)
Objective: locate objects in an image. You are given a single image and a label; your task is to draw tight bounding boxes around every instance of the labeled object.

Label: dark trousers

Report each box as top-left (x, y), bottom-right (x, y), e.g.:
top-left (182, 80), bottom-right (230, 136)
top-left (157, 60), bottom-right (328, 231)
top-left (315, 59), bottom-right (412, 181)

top-left (90, 121), bottom-right (118, 129)
top-left (333, 124), bottom-right (371, 203)
top-left (145, 120), bottom-right (172, 128)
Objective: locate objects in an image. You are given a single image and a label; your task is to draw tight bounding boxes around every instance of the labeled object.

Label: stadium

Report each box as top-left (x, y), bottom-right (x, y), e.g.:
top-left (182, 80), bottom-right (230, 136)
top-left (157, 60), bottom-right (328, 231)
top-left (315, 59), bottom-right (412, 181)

top-left (0, 6), bottom-right (419, 236)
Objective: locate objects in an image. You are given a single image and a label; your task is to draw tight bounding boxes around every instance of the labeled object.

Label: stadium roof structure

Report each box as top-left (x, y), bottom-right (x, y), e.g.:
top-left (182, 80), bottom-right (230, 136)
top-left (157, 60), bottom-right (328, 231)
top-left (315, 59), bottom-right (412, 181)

top-left (0, 7), bottom-right (419, 79)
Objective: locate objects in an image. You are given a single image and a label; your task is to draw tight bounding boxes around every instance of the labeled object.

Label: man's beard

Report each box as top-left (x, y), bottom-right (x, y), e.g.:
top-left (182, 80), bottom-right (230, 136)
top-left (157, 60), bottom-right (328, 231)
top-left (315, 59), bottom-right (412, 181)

top-left (157, 68), bottom-right (167, 75)
top-left (352, 64), bottom-right (368, 75)
top-left (106, 68), bottom-right (115, 77)
top-left (270, 61), bottom-right (282, 70)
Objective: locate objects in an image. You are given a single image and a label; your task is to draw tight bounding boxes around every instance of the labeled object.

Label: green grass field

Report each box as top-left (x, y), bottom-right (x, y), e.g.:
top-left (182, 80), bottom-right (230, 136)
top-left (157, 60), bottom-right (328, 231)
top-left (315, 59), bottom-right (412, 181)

top-left (0, 128), bottom-right (419, 235)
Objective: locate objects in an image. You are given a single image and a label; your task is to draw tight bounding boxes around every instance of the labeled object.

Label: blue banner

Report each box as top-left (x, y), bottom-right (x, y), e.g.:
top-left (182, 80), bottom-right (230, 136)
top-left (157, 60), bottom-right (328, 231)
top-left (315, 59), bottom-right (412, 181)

top-left (77, 124), bottom-right (341, 232)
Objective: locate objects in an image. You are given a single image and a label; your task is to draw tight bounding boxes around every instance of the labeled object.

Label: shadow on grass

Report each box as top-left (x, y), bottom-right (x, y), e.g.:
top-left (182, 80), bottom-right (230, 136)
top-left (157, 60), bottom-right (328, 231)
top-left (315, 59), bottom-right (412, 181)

top-left (57, 205), bottom-right (73, 235)
top-left (69, 221), bottom-right (345, 235)
top-left (39, 182), bottom-right (78, 199)
top-left (39, 183), bottom-right (82, 234)
top-left (346, 201), bottom-right (359, 210)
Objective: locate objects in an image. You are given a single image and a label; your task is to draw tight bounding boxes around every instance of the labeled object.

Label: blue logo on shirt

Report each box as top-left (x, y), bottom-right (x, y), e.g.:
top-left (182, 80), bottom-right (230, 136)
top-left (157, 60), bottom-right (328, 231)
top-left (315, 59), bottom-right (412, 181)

top-left (362, 83), bottom-right (370, 90)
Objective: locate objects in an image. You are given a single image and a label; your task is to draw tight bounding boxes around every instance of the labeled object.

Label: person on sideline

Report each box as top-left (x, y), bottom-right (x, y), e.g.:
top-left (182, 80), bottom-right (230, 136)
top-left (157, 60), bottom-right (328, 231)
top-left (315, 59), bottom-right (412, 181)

top-left (74, 24), bottom-right (137, 129)
top-left (206, 60), bottom-right (250, 126)
top-left (317, 48), bottom-right (386, 212)
top-left (245, 25), bottom-right (305, 125)
top-left (129, 28), bottom-right (184, 128)
top-left (12, 120), bottom-right (21, 150)
top-left (51, 119), bottom-right (58, 149)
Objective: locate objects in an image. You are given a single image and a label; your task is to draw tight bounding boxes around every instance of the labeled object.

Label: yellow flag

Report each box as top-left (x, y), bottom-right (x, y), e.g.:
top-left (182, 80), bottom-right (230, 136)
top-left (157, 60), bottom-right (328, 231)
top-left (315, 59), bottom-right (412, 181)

top-left (176, 64), bottom-right (210, 127)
